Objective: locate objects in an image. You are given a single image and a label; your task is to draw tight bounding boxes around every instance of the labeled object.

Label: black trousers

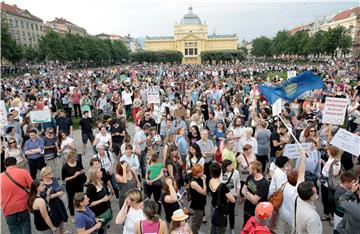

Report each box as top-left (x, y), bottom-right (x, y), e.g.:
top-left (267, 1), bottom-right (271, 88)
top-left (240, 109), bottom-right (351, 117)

top-left (73, 104), bottom-right (81, 118)
top-left (228, 201), bottom-right (236, 229)
top-left (28, 157), bottom-right (46, 179)
top-left (256, 155), bottom-right (268, 173)
top-left (144, 181), bottom-right (162, 214)
top-left (66, 186), bottom-right (83, 216)
top-left (321, 184), bottom-right (335, 216)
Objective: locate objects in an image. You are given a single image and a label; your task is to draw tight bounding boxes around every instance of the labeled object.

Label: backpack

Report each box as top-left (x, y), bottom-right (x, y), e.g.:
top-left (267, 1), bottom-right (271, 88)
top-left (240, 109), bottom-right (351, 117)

top-left (241, 217), bottom-right (271, 234)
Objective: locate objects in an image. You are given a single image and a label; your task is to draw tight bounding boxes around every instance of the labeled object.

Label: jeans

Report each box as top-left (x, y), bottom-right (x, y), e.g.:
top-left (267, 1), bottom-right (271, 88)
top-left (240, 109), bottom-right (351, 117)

top-left (139, 150), bottom-right (147, 179)
top-left (110, 173), bottom-right (119, 199)
top-left (191, 209), bottom-right (204, 234)
top-left (5, 210), bottom-right (31, 234)
top-left (73, 104), bottom-right (81, 118)
top-left (125, 104), bottom-right (132, 119)
top-left (28, 157), bottom-right (46, 179)
top-left (210, 225), bottom-right (227, 234)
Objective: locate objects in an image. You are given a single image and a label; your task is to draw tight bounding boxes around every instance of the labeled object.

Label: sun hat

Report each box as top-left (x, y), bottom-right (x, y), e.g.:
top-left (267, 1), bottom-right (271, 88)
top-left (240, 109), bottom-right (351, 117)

top-left (171, 209), bottom-right (189, 222)
top-left (255, 202), bottom-right (273, 220)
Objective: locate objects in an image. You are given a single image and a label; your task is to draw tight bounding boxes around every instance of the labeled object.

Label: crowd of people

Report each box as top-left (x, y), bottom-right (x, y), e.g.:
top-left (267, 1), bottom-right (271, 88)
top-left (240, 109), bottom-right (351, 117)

top-left (1, 59), bottom-right (360, 234)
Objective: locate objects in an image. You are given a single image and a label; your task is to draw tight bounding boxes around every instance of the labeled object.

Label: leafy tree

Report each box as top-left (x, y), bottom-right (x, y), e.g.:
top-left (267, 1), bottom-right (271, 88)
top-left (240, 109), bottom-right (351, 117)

top-left (1, 20), bottom-right (23, 63)
top-left (271, 30), bottom-right (290, 56)
top-left (251, 36), bottom-right (273, 57)
top-left (38, 30), bottom-right (66, 61)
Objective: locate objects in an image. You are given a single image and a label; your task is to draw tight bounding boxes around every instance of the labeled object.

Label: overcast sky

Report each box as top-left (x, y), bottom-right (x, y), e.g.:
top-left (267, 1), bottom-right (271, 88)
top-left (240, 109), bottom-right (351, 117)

top-left (8, 0), bottom-right (359, 41)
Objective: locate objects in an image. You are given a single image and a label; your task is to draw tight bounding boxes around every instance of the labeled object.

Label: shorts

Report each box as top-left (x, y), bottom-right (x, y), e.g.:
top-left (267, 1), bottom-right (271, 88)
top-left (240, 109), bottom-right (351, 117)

top-left (82, 132), bottom-right (94, 144)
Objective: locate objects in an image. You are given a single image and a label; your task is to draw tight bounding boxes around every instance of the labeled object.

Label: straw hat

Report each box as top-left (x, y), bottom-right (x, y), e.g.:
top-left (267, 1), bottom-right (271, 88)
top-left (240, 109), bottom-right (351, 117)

top-left (171, 209), bottom-right (189, 222)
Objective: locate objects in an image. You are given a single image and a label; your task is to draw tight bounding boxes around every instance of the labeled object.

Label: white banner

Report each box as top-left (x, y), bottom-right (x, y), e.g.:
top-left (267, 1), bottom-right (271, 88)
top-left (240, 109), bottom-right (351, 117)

top-left (147, 86), bottom-right (160, 104)
top-left (0, 100), bottom-right (8, 126)
top-left (322, 97), bottom-right (348, 125)
top-left (283, 143), bottom-right (312, 158)
top-left (331, 128), bottom-right (360, 157)
top-left (30, 110), bottom-right (51, 123)
top-left (272, 99), bottom-right (282, 116)
top-left (287, 71), bottom-right (296, 79)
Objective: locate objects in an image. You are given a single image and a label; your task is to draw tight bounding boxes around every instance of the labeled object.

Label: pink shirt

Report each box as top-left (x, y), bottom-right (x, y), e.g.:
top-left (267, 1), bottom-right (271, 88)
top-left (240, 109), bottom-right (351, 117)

top-left (141, 219), bottom-right (160, 234)
top-left (71, 92), bottom-right (81, 104)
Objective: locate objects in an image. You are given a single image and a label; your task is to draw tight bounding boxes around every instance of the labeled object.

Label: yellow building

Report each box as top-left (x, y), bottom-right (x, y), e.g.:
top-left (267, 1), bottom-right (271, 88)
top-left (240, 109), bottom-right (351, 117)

top-left (145, 7), bottom-right (238, 64)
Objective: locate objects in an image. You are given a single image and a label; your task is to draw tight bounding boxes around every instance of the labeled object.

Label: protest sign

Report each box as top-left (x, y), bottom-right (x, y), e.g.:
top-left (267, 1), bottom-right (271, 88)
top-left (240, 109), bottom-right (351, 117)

top-left (283, 143), bottom-right (312, 158)
top-left (0, 100), bottom-right (8, 126)
top-left (173, 106), bottom-right (187, 118)
top-left (287, 70), bottom-right (296, 79)
top-left (30, 110), bottom-right (51, 123)
top-left (147, 86), bottom-right (160, 104)
top-left (331, 128), bottom-right (360, 156)
top-left (322, 97), bottom-right (348, 125)
top-left (272, 98), bottom-right (282, 116)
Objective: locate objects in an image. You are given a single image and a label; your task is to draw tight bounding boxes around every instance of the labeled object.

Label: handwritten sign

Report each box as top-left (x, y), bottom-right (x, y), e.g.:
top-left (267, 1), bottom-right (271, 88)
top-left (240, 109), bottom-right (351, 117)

top-left (322, 97), bottom-right (348, 125)
top-left (30, 110), bottom-right (51, 123)
top-left (147, 86), bottom-right (160, 104)
top-left (331, 128), bottom-right (360, 156)
top-left (283, 143), bottom-right (312, 158)
top-left (0, 100), bottom-right (8, 126)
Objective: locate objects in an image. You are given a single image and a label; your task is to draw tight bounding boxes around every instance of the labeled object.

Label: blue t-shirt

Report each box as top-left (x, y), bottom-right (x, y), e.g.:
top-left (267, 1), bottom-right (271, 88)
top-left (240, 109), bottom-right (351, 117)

top-left (75, 207), bottom-right (96, 232)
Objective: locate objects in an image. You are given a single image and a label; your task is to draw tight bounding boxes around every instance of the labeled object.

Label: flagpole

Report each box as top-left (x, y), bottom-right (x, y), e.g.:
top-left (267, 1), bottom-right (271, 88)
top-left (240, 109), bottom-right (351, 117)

top-left (277, 114), bottom-right (303, 149)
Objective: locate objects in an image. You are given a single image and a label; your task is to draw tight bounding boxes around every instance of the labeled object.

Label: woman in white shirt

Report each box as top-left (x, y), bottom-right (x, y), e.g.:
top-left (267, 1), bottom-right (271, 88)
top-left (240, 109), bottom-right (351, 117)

top-left (186, 143), bottom-right (205, 174)
top-left (4, 137), bottom-right (26, 169)
top-left (93, 126), bottom-right (112, 150)
top-left (115, 188), bottom-right (145, 234)
top-left (238, 127), bottom-right (258, 155)
top-left (57, 131), bottom-right (75, 159)
top-left (119, 144), bottom-right (140, 176)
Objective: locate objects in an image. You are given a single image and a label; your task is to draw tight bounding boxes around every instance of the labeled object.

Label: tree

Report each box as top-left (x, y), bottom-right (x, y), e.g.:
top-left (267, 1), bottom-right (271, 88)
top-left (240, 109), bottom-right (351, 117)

top-left (38, 30), bottom-right (66, 62)
top-left (306, 30), bottom-right (325, 57)
top-left (130, 50), bottom-right (183, 64)
top-left (323, 26), bottom-right (352, 58)
top-left (23, 45), bottom-right (40, 62)
top-left (251, 36), bottom-right (273, 57)
top-left (1, 20), bottom-right (23, 63)
top-left (200, 50), bottom-right (245, 64)
top-left (271, 30), bottom-right (290, 56)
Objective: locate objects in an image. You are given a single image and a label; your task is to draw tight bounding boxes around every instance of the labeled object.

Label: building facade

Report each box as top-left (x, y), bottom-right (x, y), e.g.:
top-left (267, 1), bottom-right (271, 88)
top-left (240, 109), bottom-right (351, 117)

top-left (145, 7), bottom-right (238, 64)
top-left (0, 1), bottom-right (44, 47)
top-left (289, 7), bottom-right (360, 57)
top-left (96, 33), bottom-right (142, 52)
top-left (44, 17), bottom-right (87, 36)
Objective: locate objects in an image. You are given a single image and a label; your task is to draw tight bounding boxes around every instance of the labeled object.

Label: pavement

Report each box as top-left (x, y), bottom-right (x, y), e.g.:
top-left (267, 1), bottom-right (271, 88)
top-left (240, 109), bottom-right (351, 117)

top-left (1, 123), bottom-right (333, 234)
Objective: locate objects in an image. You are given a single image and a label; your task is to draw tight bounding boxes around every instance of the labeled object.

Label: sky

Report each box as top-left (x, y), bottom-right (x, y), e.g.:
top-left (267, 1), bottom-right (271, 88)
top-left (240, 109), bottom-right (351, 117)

top-left (6, 0), bottom-right (359, 41)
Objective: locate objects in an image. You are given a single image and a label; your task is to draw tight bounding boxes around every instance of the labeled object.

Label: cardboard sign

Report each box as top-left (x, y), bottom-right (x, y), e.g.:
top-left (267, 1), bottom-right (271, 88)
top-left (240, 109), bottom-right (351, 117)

top-left (283, 143), bottom-right (312, 158)
top-left (30, 110), bottom-right (51, 123)
top-left (322, 97), bottom-right (348, 125)
top-left (272, 99), bottom-right (282, 116)
top-left (147, 86), bottom-right (160, 104)
top-left (331, 128), bottom-right (360, 156)
top-left (0, 100), bottom-right (8, 126)
top-left (173, 106), bottom-right (187, 118)
top-left (287, 71), bottom-right (296, 79)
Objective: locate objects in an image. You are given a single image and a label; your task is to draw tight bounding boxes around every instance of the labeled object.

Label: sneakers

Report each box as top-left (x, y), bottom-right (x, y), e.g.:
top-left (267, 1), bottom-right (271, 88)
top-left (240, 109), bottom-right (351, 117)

top-left (230, 230), bottom-right (235, 234)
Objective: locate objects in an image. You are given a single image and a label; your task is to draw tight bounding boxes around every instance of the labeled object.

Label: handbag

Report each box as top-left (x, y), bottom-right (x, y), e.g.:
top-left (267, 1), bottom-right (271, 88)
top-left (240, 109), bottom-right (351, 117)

top-left (211, 184), bottom-right (228, 227)
top-left (98, 208), bottom-right (113, 224)
top-left (268, 182), bottom-right (287, 209)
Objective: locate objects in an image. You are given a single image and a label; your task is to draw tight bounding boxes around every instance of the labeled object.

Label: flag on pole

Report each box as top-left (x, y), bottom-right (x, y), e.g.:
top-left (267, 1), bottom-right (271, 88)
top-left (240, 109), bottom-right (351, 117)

top-left (259, 71), bottom-right (324, 105)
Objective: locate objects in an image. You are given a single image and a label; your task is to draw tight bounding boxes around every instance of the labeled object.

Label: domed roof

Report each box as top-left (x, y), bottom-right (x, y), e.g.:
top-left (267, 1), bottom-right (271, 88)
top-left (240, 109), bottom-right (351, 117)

top-left (180, 7), bottom-right (202, 25)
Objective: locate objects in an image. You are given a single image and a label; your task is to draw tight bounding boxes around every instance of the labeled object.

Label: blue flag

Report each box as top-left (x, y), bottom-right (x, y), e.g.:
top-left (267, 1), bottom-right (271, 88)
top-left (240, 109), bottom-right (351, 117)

top-left (259, 71), bottom-right (325, 104)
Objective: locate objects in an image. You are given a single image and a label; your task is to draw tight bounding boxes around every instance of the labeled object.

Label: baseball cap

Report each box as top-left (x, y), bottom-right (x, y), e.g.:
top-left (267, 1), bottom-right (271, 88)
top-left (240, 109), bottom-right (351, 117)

top-left (255, 202), bottom-right (273, 220)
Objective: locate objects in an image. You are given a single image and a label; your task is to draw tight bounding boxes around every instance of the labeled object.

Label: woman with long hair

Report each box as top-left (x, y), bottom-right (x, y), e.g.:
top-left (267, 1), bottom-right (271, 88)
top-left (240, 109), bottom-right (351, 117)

top-left (93, 126), bottom-right (112, 151)
top-left (85, 166), bottom-right (112, 232)
top-left (163, 133), bottom-right (176, 164)
top-left (188, 125), bottom-right (201, 145)
top-left (160, 177), bottom-right (180, 225)
top-left (144, 151), bottom-right (164, 214)
top-left (61, 151), bottom-right (86, 222)
top-left (186, 143), bottom-right (205, 174)
top-left (40, 166), bottom-right (68, 233)
top-left (4, 137), bottom-right (26, 169)
top-left (134, 199), bottom-right (168, 234)
top-left (27, 179), bottom-right (58, 233)
top-left (57, 130), bottom-right (75, 159)
top-left (116, 188), bottom-right (145, 234)
top-left (165, 145), bottom-right (183, 188)
top-left (301, 125), bottom-right (320, 146)
top-left (116, 161), bottom-right (140, 208)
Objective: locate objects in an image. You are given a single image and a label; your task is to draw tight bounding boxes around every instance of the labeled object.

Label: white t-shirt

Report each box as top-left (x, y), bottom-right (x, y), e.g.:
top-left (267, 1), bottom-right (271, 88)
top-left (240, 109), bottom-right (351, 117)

top-left (123, 207), bottom-right (145, 234)
top-left (221, 170), bottom-right (241, 196)
top-left (238, 137), bottom-right (258, 155)
top-left (268, 167), bottom-right (288, 197)
top-left (95, 133), bottom-right (111, 148)
top-left (122, 91), bottom-right (133, 105)
top-left (279, 183), bottom-right (296, 227)
top-left (120, 154), bottom-right (140, 175)
top-left (186, 155), bottom-right (205, 169)
top-left (60, 137), bottom-right (74, 154)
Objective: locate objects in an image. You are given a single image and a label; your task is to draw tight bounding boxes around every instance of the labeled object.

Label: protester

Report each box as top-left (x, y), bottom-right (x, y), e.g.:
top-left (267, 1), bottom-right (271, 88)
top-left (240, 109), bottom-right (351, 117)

top-left (24, 129), bottom-right (45, 179)
top-left (115, 161), bottom-right (140, 208)
top-left (0, 157), bottom-right (32, 234)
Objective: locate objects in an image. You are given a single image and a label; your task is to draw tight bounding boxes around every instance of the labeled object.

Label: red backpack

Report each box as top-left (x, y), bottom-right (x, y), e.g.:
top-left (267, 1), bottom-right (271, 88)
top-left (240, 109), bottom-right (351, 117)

top-left (241, 216), bottom-right (271, 234)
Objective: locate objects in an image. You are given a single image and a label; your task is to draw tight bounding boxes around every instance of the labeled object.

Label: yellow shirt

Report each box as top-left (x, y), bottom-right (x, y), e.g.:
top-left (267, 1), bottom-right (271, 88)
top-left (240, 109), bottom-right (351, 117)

top-left (222, 148), bottom-right (237, 168)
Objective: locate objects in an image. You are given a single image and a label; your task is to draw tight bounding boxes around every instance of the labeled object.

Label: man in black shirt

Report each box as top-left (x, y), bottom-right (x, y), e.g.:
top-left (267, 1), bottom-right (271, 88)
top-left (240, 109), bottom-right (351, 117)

top-left (270, 125), bottom-right (289, 160)
top-left (139, 109), bottom-right (156, 128)
top-left (109, 119), bottom-right (125, 154)
top-left (79, 111), bottom-right (94, 155)
top-left (56, 109), bottom-right (73, 137)
top-left (242, 160), bottom-right (269, 227)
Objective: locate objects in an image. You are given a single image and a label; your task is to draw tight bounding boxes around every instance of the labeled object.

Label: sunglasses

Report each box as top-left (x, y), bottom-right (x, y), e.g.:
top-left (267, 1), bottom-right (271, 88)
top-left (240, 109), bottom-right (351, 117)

top-left (9, 141), bottom-right (16, 144)
top-left (48, 131), bottom-right (54, 134)
top-left (310, 129), bottom-right (316, 132)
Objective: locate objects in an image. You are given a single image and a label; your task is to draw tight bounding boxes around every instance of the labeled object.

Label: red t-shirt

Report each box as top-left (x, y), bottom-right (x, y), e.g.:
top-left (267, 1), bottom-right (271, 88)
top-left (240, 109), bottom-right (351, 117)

top-left (71, 92), bottom-right (81, 104)
top-left (0, 166), bottom-right (33, 216)
top-left (241, 216), bottom-right (271, 234)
